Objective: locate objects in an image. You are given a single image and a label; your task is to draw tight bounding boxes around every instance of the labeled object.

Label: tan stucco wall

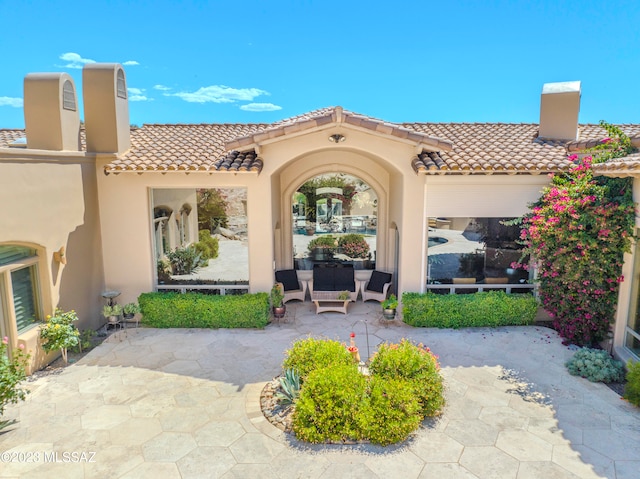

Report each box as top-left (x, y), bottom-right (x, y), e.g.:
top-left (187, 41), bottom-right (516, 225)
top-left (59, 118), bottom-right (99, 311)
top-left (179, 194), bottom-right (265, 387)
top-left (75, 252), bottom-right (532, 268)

top-left (95, 160), bottom-right (272, 303)
top-left (0, 154), bottom-right (104, 372)
top-left (425, 175), bottom-right (549, 217)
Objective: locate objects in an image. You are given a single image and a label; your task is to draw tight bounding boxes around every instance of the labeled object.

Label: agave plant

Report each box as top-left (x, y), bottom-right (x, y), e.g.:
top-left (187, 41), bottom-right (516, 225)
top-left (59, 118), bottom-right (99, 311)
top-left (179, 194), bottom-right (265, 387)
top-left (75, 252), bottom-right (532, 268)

top-left (275, 369), bottom-right (301, 406)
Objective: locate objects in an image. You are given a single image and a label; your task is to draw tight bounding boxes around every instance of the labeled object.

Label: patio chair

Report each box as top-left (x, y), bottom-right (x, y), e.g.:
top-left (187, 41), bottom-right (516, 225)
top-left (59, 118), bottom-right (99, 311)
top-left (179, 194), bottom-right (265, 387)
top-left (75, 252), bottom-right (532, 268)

top-left (362, 270), bottom-right (393, 302)
top-left (275, 269), bottom-right (307, 303)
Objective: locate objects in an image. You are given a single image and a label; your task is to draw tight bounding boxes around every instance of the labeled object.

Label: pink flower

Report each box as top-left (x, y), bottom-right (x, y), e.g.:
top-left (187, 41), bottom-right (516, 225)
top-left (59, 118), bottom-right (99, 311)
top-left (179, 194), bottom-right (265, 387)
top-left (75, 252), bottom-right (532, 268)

top-left (2, 336), bottom-right (7, 344)
top-left (601, 138), bottom-right (612, 144)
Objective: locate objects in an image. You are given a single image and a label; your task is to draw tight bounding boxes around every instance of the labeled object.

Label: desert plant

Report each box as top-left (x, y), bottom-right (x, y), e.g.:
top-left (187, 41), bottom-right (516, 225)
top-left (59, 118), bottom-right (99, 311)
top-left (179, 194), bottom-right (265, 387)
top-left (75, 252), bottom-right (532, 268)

top-left (282, 337), bottom-right (354, 381)
top-left (0, 337), bottom-right (30, 424)
top-left (102, 304), bottom-right (123, 318)
top-left (275, 369), bottom-right (301, 406)
top-left (166, 245), bottom-right (205, 275)
top-left (623, 360), bottom-right (640, 407)
top-left (292, 364), bottom-right (365, 443)
top-left (369, 339), bottom-right (444, 417)
top-left (565, 347), bottom-right (625, 383)
top-left (337, 290), bottom-right (350, 301)
top-left (40, 309), bottom-right (80, 364)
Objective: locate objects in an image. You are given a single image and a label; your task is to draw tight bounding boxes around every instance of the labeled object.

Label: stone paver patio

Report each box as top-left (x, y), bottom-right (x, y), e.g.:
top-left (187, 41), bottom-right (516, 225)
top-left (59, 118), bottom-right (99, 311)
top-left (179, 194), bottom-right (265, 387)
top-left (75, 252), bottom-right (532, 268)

top-left (1, 302), bottom-right (639, 478)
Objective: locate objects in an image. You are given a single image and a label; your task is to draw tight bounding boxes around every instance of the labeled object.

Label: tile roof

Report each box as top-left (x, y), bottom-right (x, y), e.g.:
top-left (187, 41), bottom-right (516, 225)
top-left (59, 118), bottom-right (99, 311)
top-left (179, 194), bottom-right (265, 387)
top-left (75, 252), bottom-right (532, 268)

top-left (225, 106), bottom-right (453, 152)
top-left (407, 123), bottom-right (640, 175)
top-left (107, 124), bottom-right (266, 173)
top-left (1, 112), bottom-right (639, 176)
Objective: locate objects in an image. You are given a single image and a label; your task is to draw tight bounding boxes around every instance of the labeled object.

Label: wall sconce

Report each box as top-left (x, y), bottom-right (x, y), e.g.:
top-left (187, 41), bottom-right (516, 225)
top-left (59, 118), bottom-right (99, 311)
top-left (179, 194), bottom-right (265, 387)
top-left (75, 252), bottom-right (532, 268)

top-left (53, 246), bottom-right (67, 264)
top-left (328, 134), bottom-right (346, 143)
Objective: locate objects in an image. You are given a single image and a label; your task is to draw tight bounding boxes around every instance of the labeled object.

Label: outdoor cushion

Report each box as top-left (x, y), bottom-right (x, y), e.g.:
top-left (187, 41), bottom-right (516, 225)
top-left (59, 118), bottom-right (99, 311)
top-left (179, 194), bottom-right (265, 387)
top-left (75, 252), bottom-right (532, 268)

top-left (275, 269), bottom-right (300, 291)
top-left (313, 267), bottom-right (336, 291)
top-left (334, 267), bottom-right (356, 292)
top-left (366, 271), bottom-right (392, 293)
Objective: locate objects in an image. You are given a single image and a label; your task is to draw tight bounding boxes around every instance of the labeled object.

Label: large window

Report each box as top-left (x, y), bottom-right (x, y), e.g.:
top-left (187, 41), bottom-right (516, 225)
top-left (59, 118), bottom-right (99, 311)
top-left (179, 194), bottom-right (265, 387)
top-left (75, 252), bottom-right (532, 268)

top-left (292, 174), bottom-right (377, 270)
top-left (0, 245), bottom-right (41, 334)
top-left (151, 188), bottom-right (248, 294)
top-left (625, 241), bottom-right (640, 359)
top-left (426, 217), bottom-right (531, 292)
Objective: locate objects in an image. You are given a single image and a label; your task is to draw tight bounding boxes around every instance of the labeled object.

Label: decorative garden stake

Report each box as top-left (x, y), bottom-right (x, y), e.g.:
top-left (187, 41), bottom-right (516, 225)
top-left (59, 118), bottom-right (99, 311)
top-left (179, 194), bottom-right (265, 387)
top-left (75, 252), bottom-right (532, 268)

top-left (347, 332), bottom-right (360, 363)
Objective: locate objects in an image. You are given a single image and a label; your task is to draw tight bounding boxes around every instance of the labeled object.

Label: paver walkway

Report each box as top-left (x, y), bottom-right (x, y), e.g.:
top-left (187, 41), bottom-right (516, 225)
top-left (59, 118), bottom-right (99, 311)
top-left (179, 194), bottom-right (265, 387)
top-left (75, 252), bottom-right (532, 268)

top-left (1, 302), bottom-right (639, 478)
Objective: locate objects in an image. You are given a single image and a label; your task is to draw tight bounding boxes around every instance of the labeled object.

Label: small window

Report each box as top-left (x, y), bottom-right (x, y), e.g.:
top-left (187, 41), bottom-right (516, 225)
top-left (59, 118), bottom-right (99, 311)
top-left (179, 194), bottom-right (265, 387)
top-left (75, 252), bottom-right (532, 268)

top-left (0, 245), bottom-right (41, 334)
top-left (62, 80), bottom-right (76, 111)
top-left (116, 69), bottom-right (127, 99)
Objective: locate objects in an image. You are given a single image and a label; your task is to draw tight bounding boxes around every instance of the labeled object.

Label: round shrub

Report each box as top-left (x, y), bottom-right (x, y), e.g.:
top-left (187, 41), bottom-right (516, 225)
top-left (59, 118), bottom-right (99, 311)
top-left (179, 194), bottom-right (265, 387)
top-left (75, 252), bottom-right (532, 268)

top-left (369, 339), bottom-right (444, 417)
top-left (338, 234), bottom-right (370, 259)
top-left (623, 360), bottom-right (640, 407)
top-left (282, 337), bottom-right (353, 381)
top-left (358, 376), bottom-right (421, 445)
top-left (292, 364), bottom-right (365, 443)
top-left (565, 347), bottom-right (625, 383)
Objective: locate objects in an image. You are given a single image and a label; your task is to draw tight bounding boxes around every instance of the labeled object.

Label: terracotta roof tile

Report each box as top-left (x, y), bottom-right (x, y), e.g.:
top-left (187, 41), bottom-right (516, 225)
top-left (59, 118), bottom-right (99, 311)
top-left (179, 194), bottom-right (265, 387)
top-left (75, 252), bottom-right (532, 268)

top-left (1, 113), bottom-right (639, 176)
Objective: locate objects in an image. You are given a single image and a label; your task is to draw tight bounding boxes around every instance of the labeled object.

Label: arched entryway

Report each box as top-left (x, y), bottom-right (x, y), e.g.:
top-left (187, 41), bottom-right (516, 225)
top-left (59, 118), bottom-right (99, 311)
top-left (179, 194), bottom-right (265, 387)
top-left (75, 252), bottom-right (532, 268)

top-left (276, 149), bottom-right (395, 287)
top-left (291, 173), bottom-right (378, 271)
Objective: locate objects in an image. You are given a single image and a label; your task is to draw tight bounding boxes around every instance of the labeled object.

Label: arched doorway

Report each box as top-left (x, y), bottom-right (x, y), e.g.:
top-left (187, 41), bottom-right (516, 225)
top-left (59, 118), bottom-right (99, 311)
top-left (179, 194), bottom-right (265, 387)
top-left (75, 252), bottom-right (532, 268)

top-left (291, 173), bottom-right (378, 271)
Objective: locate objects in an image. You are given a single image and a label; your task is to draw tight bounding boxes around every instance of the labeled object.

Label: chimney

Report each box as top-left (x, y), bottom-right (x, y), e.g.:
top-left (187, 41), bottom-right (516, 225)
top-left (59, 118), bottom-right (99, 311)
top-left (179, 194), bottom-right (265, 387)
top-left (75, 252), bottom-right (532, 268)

top-left (539, 81), bottom-right (581, 141)
top-left (23, 73), bottom-right (81, 151)
top-left (83, 63), bottom-right (130, 154)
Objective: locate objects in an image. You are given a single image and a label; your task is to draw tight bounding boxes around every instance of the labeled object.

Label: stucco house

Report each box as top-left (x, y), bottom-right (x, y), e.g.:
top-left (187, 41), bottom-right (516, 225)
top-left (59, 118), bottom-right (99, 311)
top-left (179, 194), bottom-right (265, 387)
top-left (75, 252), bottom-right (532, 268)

top-left (1, 63), bottom-right (640, 372)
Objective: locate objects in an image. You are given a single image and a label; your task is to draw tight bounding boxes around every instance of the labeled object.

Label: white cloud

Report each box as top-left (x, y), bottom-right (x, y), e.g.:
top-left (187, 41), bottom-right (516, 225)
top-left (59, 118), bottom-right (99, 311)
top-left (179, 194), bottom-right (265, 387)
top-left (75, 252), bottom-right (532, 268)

top-left (122, 60), bottom-right (139, 66)
top-left (59, 52), bottom-right (95, 69)
top-left (127, 87), bottom-right (151, 102)
top-left (153, 84), bottom-right (171, 91)
top-left (170, 85), bottom-right (268, 104)
top-left (240, 102), bottom-right (282, 112)
top-left (0, 96), bottom-right (23, 108)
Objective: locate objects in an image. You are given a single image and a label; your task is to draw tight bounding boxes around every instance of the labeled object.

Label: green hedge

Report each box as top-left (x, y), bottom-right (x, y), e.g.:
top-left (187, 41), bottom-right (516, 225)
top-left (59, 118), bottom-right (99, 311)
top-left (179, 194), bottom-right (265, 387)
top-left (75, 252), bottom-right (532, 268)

top-left (402, 291), bottom-right (538, 328)
top-left (138, 292), bottom-right (269, 329)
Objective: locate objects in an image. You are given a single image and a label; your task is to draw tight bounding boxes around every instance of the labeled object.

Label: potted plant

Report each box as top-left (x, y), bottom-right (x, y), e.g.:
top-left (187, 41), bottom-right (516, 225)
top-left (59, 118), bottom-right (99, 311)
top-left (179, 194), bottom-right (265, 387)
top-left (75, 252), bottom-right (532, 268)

top-left (337, 290), bottom-right (350, 301)
top-left (103, 304), bottom-right (123, 324)
top-left (123, 302), bottom-right (140, 319)
top-left (271, 283), bottom-right (286, 319)
top-left (381, 294), bottom-right (398, 320)
top-left (307, 235), bottom-right (337, 261)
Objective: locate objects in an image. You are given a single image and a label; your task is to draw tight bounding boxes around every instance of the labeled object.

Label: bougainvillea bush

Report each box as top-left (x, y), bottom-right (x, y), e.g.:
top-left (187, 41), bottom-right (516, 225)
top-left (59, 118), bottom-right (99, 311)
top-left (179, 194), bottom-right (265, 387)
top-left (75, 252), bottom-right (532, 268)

top-left (518, 122), bottom-right (635, 346)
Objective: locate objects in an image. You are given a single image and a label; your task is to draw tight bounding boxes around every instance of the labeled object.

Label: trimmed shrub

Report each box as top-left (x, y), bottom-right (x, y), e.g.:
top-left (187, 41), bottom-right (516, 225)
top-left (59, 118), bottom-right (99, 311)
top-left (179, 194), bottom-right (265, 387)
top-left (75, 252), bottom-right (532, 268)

top-left (338, 234), bottom-right (370, 259)
top-left (139, 292), bottom-right (269, 329)
top-left (369, 339), bottom-right (444, 417)
top-left (565, 347), bottom-right (625, 383)
top-left (292, 364), bottom-right (365, 443)
top-left (624, 360), bottom-right (640, 407)
top-left (402, 291), bottom-right (538, 329)
top-left (195, 230), bottom-right (219, 261)
top-left (358, 377), bottom-right (421, 445)
top-left (282, 337), bottom-right (353, 381)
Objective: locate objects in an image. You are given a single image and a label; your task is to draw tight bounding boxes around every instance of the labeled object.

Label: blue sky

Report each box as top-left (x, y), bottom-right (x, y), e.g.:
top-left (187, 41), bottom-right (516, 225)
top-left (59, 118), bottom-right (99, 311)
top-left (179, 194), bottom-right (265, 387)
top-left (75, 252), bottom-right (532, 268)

top-left (0, 0), bottom-right (639, 128)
